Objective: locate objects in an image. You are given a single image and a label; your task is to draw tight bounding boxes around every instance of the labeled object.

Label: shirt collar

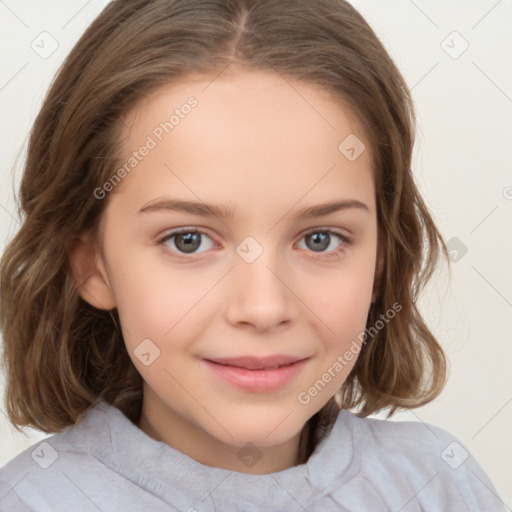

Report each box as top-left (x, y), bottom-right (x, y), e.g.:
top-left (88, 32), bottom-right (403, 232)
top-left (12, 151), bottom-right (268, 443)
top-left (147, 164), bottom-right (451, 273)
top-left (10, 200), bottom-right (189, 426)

top-left (68, 399), bottom-right (361, 508)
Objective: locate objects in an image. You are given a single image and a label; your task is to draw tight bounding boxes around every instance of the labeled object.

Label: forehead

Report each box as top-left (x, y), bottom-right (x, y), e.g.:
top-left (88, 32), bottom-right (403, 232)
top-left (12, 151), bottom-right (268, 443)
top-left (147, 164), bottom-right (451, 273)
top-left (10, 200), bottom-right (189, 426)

top-left (123, 68), bottom-right (368, 148)
top-left (111, 68), bottom-right (375, 217)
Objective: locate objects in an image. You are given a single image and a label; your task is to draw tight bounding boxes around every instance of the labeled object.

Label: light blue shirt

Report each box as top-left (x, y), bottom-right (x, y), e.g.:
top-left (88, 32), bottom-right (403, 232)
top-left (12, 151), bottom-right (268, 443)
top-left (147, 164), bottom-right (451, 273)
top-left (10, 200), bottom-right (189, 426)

top-left (0, 400), bottom-right (507, 511)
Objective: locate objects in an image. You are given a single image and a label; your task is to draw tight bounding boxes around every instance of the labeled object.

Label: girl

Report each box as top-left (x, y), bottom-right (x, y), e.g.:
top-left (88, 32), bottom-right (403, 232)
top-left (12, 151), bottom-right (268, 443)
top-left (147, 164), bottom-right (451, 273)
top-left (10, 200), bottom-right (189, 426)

top-left (0, 0), bottom-right (506, 510)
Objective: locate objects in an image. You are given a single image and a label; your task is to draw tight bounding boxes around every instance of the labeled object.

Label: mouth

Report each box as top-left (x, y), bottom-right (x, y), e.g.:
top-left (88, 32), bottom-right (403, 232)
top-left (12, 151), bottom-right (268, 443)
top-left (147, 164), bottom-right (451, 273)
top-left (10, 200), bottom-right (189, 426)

top-left (203, 355), bottom-right (309, 370)
top-left (201, 355), bottom-right (311, 393)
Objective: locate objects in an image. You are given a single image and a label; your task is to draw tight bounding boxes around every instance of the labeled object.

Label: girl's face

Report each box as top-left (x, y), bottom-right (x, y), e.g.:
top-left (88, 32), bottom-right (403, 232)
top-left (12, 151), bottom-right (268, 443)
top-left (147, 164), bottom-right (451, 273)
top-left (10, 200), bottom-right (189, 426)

top-left (85, 69), bottom-right (379, 473)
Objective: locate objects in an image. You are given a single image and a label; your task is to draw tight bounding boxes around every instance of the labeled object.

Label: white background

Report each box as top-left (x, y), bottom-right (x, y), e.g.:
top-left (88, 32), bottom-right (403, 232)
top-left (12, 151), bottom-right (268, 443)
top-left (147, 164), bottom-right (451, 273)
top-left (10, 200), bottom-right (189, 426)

top-left (0, 0), bottom-right (511, 507)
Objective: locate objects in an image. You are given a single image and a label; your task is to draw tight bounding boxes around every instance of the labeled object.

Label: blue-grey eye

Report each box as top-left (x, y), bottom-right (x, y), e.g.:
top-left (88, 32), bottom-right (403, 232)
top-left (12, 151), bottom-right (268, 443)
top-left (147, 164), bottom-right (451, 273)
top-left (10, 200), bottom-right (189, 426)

top-left (298, 230), bottom-right (345, 253)
top-left (162, 230), bottom-right (215, 254)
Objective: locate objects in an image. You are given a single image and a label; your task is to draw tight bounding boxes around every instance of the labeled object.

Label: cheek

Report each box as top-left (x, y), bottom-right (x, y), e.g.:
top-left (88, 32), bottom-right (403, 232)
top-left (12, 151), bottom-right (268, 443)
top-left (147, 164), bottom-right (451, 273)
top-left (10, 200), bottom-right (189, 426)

top-left (105, 247), bottom-right (215, 349)
top-left (307, 262), bottom-right (374, 337)
top-left (298, 269), bottom-right (375, 390)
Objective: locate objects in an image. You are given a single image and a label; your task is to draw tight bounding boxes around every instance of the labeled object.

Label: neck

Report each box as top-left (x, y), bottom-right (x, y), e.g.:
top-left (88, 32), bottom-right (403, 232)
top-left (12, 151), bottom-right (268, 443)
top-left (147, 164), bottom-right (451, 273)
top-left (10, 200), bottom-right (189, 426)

top-left (136, 392), bottom-right (307, 474)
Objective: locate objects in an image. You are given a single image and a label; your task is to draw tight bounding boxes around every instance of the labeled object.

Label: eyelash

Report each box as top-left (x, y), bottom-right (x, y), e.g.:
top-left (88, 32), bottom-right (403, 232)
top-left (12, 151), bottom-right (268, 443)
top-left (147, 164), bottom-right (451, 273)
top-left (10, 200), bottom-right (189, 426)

top-left (157, 227), bottom-right (352, 261)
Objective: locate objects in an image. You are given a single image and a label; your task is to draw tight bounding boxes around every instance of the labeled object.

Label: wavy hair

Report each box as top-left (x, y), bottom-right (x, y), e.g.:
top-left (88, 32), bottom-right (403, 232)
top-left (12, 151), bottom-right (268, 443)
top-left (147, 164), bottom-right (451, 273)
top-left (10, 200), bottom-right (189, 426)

top-left (0, 0), bottom-right (450, 462)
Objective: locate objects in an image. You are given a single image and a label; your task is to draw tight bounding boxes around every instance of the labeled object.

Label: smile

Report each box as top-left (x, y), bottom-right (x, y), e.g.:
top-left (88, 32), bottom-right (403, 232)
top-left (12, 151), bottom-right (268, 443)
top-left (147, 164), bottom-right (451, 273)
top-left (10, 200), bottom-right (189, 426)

top-left (201, 357), bottom-right (310, 393)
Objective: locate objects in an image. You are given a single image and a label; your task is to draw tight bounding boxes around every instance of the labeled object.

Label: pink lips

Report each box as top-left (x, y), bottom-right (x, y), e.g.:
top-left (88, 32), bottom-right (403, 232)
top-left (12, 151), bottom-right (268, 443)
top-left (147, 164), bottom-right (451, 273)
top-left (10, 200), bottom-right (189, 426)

top-left (202, 355), bottom-right (310, 393)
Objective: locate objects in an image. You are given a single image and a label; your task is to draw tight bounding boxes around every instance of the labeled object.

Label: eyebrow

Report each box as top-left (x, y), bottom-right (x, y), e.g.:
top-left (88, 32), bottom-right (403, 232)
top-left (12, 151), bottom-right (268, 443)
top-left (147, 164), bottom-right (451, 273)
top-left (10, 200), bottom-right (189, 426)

top-left (138, 198), bottom-right (370, 219)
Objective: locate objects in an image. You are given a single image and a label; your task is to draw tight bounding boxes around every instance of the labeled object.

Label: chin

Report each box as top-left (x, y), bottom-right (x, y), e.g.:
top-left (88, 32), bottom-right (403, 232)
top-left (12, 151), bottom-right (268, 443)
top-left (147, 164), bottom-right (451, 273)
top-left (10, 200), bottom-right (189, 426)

top-left (209, 416), bottom-right (306, 448)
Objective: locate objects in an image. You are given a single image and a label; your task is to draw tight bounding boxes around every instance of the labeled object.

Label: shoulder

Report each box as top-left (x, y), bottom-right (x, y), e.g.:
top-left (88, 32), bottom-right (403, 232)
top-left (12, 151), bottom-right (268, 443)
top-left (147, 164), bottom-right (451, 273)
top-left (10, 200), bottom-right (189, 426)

top-left (339, 410), bottom-right (468, 475)
top-left (1, 401), bottom-right (111, 476)
top-left (0, 431), bottom-right (88, 511)
top-left (349, 410), bottom-right (459, 455)
top-left (0, 402), bottom-right (112, 511)
top-left (333, 410), bottom-right (507, 511)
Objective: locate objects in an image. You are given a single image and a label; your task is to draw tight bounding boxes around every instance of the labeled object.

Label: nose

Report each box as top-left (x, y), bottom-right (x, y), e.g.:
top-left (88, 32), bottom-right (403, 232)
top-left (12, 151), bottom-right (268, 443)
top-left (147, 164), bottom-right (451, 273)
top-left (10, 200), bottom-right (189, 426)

top-left (225, 247), bottom-right (296, 332)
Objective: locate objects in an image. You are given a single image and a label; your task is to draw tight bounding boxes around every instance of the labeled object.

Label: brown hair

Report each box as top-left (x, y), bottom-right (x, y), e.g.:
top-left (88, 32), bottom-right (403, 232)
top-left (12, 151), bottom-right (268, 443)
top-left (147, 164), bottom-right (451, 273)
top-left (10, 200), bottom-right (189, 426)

top-left (0, 0), bottom-right (450, 462)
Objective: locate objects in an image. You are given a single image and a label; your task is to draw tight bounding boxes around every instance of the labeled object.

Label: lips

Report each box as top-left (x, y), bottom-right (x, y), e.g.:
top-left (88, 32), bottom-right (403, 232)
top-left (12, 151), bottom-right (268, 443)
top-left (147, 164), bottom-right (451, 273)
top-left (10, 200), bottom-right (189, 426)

top-left (204, 355), bottom-right (308, 370)
top-left (202, 356), bottom-right (311, 393)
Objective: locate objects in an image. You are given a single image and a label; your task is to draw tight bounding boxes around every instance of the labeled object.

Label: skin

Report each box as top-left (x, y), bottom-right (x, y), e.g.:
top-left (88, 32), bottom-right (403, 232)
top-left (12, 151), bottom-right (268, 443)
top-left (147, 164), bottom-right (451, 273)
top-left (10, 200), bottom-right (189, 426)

top-left (70, 67), bottom-right (382, 475)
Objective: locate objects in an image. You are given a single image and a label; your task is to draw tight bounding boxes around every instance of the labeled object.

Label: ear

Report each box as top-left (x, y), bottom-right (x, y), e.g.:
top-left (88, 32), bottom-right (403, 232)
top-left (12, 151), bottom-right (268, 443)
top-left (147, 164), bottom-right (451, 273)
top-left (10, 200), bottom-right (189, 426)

top-left (67, 234), bottom-right (116, 310)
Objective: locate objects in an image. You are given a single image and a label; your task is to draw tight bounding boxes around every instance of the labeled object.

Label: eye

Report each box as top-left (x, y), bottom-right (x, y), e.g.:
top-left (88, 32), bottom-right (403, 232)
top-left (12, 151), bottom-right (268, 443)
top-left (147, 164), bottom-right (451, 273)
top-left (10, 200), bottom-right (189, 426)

top-left (296, 229), bottom-right (352, 259)
top-left (157, 227), bottom-right (352, 260)
top-left (158, 228), bottom-right (216, 258)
